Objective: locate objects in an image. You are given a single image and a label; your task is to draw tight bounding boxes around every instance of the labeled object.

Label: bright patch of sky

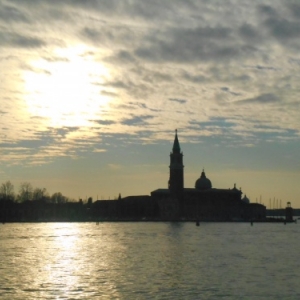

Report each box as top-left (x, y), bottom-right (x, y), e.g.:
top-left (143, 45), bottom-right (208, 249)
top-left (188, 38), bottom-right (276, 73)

top-left (0, 0), bottom-right (300, 206)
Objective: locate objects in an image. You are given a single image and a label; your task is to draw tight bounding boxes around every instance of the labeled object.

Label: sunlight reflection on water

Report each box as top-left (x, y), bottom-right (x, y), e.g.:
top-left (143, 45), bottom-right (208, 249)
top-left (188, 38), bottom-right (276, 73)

top-left (0, 222), bottom-right (300, 299)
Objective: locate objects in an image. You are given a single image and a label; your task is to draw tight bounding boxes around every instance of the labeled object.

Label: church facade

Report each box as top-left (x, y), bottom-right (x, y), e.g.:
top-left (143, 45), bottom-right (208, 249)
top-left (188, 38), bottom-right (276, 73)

top-left (92, 130), bottom-right (266, 221)
top-left (151, 130), bottom-right (266, 221)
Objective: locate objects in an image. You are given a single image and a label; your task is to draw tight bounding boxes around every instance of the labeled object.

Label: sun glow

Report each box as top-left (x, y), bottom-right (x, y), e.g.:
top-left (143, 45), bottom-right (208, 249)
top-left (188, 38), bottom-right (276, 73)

top-left (23, 45), bottom-right (111, 127)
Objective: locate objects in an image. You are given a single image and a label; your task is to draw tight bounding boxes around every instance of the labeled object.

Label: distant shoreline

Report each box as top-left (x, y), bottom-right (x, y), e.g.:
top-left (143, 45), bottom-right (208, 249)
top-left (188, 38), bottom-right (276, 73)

top-left (1, 218), bottom-right (298, 224)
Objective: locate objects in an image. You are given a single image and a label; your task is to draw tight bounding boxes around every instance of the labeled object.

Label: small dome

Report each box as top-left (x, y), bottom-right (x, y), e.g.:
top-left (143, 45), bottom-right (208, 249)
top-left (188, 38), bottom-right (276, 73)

top-left (242, 195), bottom-right (250, 204)
top-left (195, 170), bottom-right (212, 190)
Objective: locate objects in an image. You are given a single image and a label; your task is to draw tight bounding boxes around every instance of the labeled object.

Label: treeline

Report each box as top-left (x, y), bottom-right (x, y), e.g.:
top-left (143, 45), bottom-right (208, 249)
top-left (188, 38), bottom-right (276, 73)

top-left (0, 180), bottom-right (71, 203)
top-left (0, 181), bottom-right (94, 222)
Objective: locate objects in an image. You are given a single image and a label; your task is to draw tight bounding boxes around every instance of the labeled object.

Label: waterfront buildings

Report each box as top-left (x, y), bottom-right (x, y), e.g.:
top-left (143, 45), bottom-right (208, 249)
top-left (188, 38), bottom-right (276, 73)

top-left (93, 130), bottom-right (266, 221)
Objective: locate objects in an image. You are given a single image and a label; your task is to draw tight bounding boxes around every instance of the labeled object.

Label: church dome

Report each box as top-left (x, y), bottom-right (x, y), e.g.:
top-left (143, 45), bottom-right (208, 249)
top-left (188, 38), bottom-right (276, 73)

top-left (195, 170), bottom-right (212, 190)
top-left (242, 195), bottom-right (250, 204)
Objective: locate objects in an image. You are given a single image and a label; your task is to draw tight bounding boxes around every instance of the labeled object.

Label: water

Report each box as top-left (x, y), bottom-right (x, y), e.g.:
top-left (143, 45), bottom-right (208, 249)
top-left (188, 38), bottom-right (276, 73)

top-left (0, 222), bottom-right (299, 299)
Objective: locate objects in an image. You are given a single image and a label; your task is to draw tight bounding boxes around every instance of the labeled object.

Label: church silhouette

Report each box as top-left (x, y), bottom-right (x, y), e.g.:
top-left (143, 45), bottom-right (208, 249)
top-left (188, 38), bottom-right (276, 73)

top-left (93, 130), bottom-right (266, 221)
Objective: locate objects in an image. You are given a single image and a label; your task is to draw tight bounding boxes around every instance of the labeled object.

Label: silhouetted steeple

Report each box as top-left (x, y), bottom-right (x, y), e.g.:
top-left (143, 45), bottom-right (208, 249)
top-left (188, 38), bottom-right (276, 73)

top-left (169, 129), bottom-right (184, 196)
top-left (172, 129), bottom-right (181, 154)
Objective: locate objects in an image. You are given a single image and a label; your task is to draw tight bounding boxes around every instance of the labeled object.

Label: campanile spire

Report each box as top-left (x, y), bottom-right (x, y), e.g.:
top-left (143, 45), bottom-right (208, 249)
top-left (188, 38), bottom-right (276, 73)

top-left (172, 129), bottom-right (181, 154)
top-left (168, 129), bottom-right (184, 195)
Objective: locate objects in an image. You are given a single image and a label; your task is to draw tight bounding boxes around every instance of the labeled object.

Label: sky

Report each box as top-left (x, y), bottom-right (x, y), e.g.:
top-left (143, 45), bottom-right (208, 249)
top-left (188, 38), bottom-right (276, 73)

top-left (0, 0), bottom-right (300, 208)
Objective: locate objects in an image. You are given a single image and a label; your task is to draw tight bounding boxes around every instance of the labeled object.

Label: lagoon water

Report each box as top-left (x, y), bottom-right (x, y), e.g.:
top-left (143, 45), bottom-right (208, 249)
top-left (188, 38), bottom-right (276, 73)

top-left (0, 222), bottom-right (299, 299)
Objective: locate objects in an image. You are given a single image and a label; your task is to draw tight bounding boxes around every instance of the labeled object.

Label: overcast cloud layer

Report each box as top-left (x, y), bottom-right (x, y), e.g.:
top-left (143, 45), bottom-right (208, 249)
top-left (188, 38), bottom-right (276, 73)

top-left (0, 0), bottom-right (300, 203)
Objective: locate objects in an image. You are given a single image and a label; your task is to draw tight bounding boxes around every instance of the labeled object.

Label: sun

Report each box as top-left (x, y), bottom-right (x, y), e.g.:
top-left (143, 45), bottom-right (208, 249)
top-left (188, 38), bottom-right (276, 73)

top-left (23, 45), bottom-right (111, 128)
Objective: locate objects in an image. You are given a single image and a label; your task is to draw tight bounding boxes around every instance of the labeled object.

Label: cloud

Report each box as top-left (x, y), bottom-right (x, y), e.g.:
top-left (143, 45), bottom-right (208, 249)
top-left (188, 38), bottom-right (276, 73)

top-left (134, 25), bottom-right (240, 63)
top-left (247, 65), bottom-right (277, 71)
top-left (189, 117), bottom-right (236, 134)
top-left (112, 50), bottom-right (137, 64)
top-left (220, 87), bottom-right (241, 96)
top-left (237, 93), bottom-right (280, 105)
top-left (93, 120), bottom-right (116, 126)
top-left (288, 3), bottom-right (300, 19)
top-left (0, 31), bottom-right (46, 48)
top-left (180, 71), bottom-right (207, 83)
top-left (0, 4), bottom-right (30, 23)
top-left (121, 115), bottom-right (154, 126)
top-left (257, 3), bottom-right (300, 49)
top-left (0, 0), bottom-right (299, 166)
top-left (258, 5), bottom-right (278, 18)
top-left (264, 17), bottom-right (300, 41)
top-left (169, 98), bottom-right (187, 104)
top-left (81, 25), bottom-right (137, 49)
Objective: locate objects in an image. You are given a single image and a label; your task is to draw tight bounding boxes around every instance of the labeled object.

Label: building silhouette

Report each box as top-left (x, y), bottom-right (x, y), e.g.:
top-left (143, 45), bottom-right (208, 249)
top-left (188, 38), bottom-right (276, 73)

top-left (93, 130), bottom-right (266, 221)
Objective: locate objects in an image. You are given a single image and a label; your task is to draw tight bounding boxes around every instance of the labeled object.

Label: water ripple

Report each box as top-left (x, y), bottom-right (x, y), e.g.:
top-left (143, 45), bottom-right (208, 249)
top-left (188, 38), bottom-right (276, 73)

top-left (0, 222), bottom-right (300, 299)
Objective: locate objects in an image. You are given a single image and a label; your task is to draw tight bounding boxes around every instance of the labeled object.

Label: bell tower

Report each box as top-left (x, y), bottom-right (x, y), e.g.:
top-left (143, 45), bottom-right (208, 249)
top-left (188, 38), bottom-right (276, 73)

top-left (169, 129), bottom-right (184, 197)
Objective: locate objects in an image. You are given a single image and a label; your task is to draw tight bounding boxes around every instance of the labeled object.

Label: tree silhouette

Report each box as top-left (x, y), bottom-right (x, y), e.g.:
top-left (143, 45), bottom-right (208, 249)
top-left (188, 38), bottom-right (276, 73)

top-left (18, 182), bottom-right (33, 202)
top-left (0, 181), bottom-right (15, 201)
top-left (51, 192), bottom-right (67, 204)
top-left (33, 187), bottom-right (48, 201)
